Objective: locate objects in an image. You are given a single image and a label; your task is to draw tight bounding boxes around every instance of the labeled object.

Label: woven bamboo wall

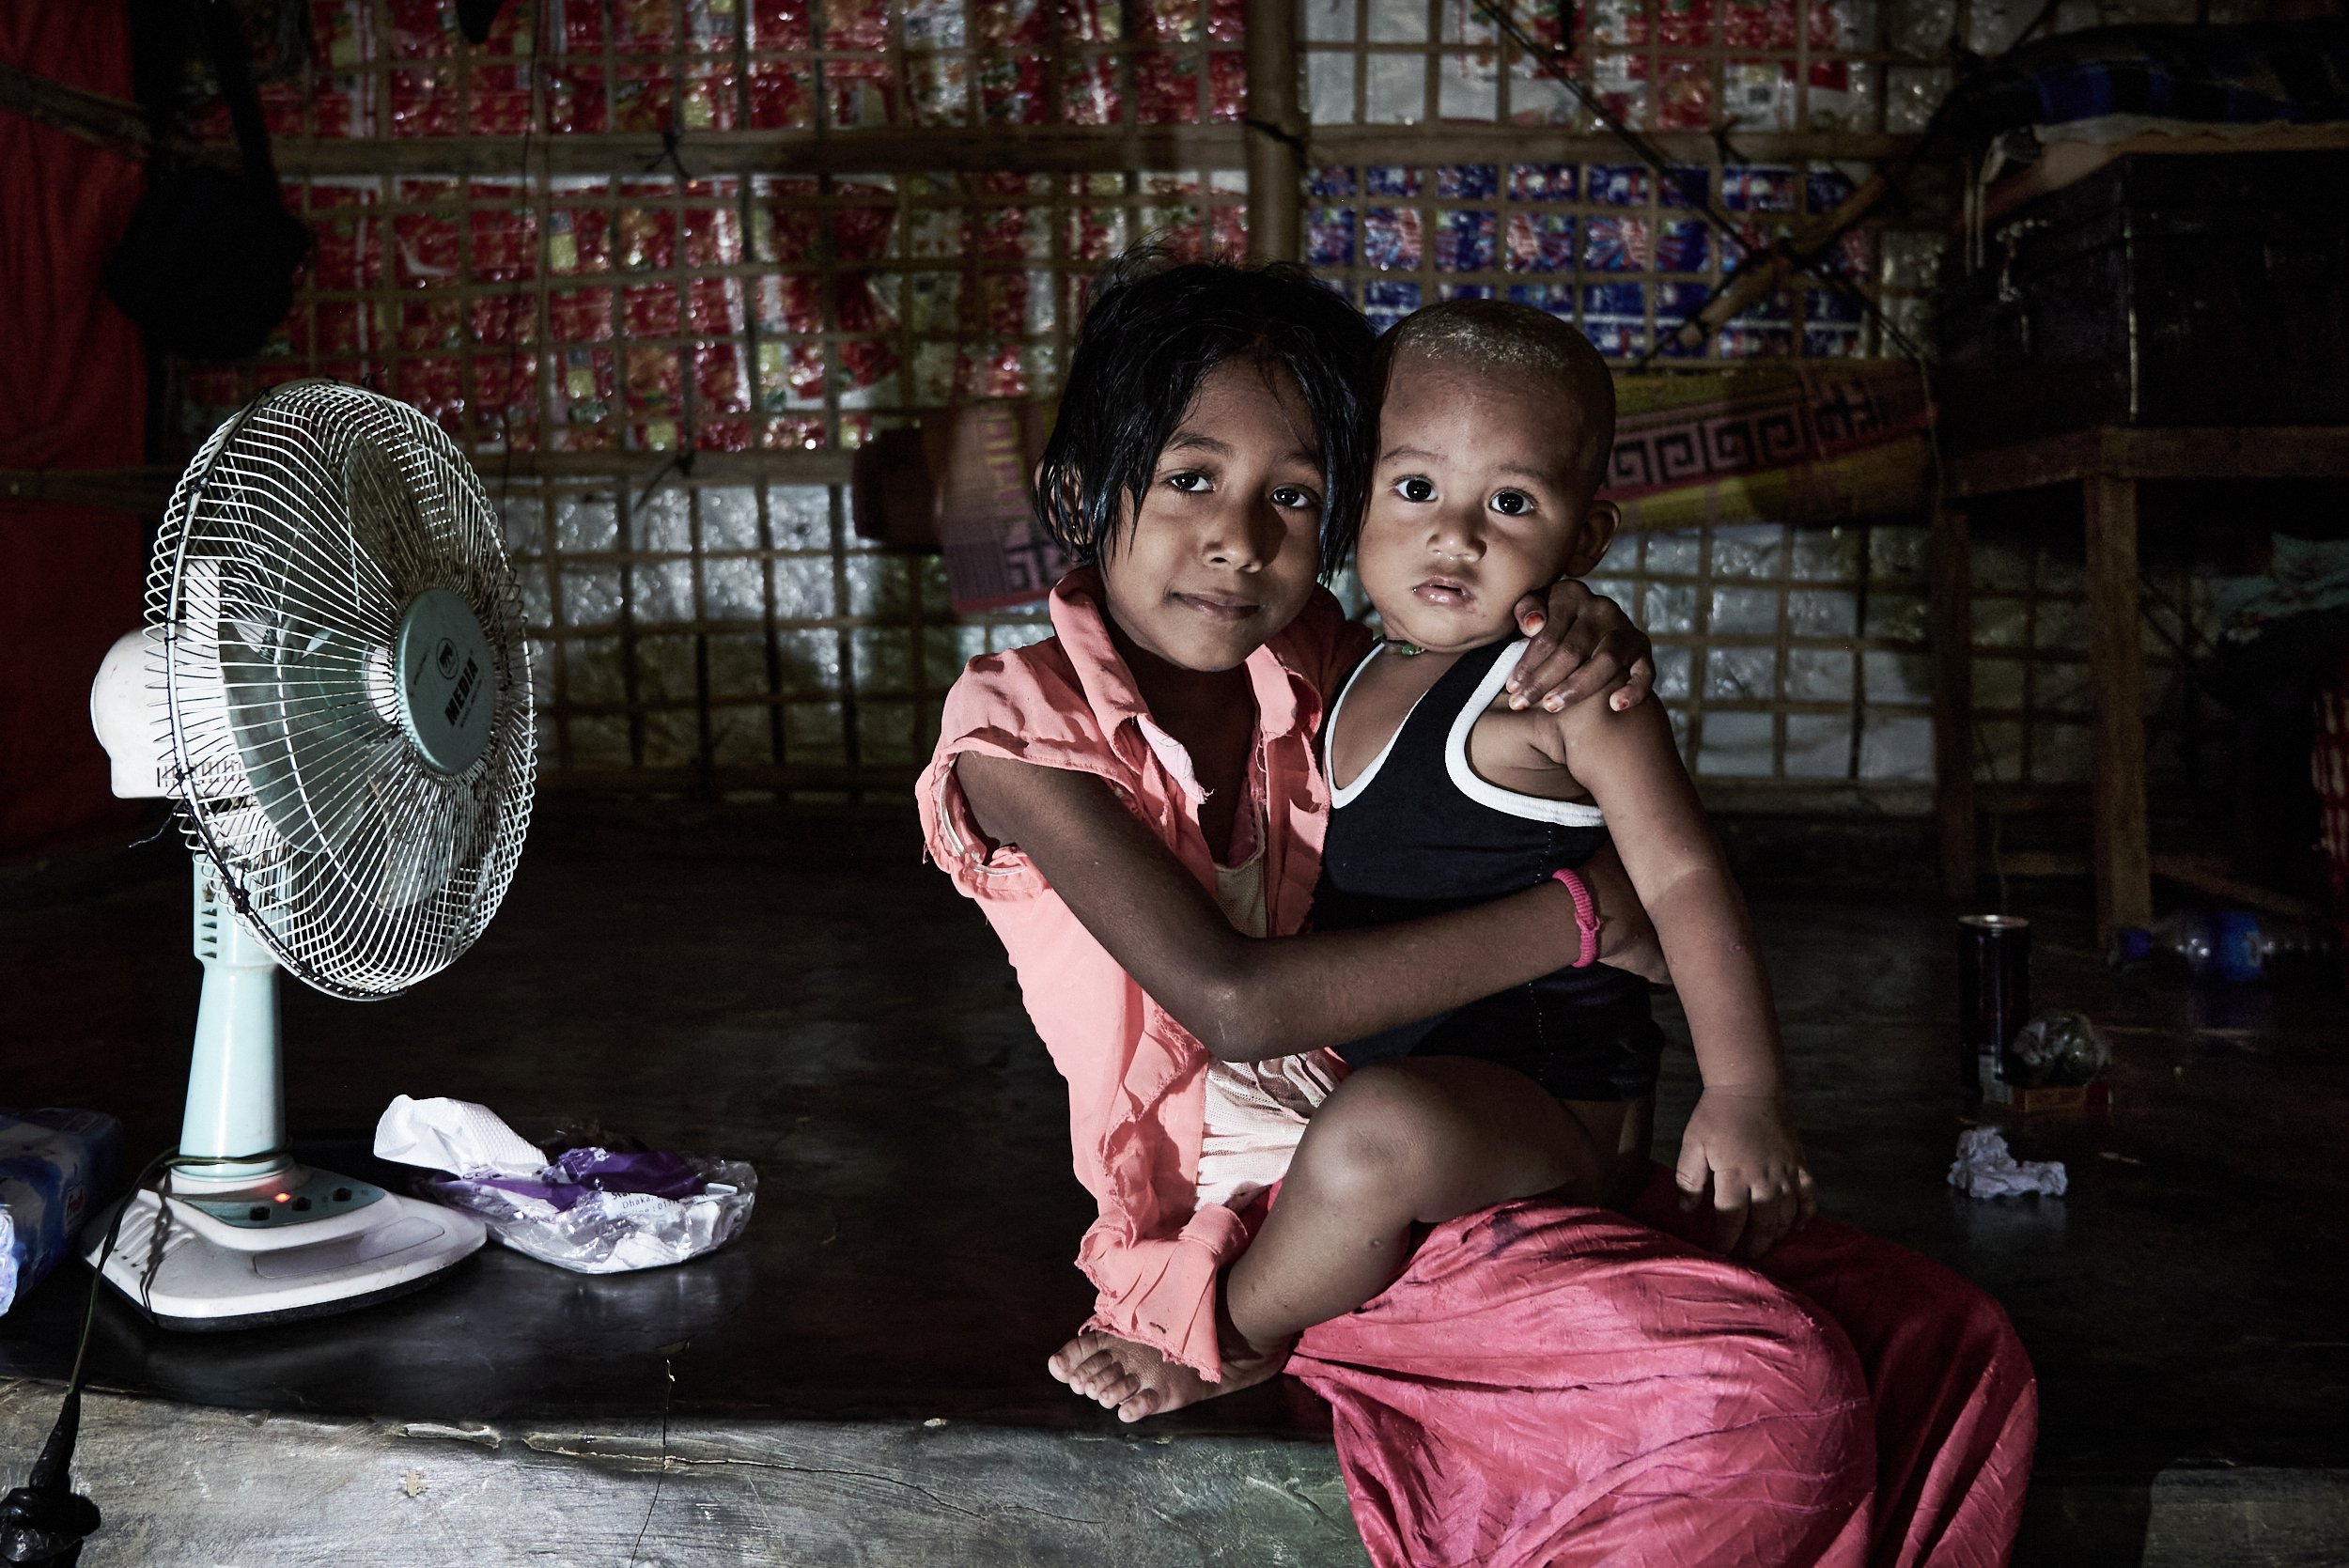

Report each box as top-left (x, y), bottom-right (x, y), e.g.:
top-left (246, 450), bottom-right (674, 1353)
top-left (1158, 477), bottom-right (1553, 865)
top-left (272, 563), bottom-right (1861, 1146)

top-left (156, 0), bottom-right (2232, 806)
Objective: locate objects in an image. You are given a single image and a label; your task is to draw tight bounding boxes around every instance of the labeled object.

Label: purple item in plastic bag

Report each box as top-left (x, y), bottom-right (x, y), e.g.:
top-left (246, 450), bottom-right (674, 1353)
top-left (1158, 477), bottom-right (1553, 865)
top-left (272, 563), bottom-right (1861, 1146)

top-left (375, 1097), bottom-right (758, 1274)
top-left (422, 1148), bottom-right (757, 1274)
top-left (472, 1148), bottom-right (707, 1212)
top-left (555, 1146), bottom-right (704, 1198)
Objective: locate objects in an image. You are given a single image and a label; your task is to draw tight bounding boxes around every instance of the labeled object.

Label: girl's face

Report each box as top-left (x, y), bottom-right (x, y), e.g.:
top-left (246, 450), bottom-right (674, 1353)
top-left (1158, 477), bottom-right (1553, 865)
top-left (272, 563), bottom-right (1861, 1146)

top-left (1097, 357), bottom-right (1327, 674)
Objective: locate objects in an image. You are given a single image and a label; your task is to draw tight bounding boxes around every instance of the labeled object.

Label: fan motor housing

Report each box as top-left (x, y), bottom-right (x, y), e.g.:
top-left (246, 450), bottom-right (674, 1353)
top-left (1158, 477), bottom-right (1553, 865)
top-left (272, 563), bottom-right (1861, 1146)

top-left (396, 588), bottom-right (495, 775)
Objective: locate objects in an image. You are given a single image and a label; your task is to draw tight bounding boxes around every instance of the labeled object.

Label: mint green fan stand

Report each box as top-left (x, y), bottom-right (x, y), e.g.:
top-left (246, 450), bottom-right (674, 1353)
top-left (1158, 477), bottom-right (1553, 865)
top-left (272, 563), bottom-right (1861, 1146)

top-left (84, 379), bottom-right (535, 1329)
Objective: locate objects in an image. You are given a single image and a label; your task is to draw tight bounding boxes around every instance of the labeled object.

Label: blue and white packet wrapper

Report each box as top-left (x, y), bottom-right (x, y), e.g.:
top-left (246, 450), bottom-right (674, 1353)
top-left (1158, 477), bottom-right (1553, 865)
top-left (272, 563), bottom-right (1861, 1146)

top-left (0, 1109), bottom-right (122, 1315)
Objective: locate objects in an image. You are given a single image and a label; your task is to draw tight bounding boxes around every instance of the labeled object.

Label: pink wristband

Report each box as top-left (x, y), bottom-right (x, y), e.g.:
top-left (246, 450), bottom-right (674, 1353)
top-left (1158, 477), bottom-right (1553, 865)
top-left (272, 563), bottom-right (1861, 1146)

top-left (1549, 866), bottom-right (1600, 969)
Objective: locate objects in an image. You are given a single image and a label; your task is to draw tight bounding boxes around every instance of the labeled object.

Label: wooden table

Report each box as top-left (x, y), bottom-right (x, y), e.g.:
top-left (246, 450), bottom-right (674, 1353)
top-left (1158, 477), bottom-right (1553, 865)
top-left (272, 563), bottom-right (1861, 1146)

top-left (1930, 426), bottom-right (2349, 945)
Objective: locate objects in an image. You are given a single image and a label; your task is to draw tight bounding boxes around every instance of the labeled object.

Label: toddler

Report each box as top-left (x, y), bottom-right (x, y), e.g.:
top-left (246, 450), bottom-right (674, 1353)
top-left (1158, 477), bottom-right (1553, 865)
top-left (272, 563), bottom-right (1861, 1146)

top-left (1215, 299), bottom-right (1818, 1365)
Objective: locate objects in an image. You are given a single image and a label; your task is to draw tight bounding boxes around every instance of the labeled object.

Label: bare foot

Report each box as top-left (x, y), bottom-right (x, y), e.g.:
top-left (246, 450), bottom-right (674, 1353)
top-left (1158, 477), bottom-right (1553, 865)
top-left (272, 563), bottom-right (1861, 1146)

top-left (1046, 1328), bottom-right (1286, 1423)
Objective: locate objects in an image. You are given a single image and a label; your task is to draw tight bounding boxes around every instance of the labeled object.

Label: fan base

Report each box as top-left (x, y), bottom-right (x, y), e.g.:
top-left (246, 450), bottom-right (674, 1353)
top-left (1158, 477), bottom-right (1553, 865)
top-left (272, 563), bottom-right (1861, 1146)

top-left (85, 1172), bottom-right (487, 1331)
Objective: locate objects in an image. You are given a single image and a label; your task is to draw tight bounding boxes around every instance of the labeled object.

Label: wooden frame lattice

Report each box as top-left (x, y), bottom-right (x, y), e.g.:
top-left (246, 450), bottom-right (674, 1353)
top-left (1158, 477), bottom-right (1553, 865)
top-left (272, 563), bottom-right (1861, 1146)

top-left (154, 0), bottom-right (2074, 805)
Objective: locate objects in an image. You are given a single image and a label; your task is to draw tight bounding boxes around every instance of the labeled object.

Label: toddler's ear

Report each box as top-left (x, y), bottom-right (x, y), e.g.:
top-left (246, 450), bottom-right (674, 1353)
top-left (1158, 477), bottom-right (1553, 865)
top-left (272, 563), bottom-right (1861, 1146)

top-left (1561, 498), bottom-right (1622, 577)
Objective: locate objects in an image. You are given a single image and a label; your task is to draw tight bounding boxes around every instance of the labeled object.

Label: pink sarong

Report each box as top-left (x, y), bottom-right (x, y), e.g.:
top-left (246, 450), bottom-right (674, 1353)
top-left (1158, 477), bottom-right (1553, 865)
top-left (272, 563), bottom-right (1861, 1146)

top-left (1283, 1167), bottom-right (2037, 1568)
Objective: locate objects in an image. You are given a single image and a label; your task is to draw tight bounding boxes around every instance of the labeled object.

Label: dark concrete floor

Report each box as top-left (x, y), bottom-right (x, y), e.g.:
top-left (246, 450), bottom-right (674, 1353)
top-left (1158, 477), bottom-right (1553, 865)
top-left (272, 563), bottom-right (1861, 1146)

top-left (3, 802), bottom-right (2345, 1537)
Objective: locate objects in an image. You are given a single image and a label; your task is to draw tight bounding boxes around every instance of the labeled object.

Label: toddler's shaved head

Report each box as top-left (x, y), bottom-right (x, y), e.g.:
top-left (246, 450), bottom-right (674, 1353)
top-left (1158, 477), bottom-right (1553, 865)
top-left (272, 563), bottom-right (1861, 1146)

top-left (1379, 299), bottom-right (1616, 493)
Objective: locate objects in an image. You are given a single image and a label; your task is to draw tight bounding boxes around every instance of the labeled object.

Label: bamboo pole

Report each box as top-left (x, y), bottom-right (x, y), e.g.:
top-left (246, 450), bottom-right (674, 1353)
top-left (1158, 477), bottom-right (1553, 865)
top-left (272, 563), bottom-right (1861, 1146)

top-left (153, 123), bottom-right (1921, 182)
top-left (1243, 0), bottom-right (1303, 264)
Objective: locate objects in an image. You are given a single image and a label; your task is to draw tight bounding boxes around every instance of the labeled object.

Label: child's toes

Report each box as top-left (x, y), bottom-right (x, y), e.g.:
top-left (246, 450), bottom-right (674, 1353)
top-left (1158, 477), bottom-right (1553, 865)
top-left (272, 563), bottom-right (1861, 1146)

top-left (1050, 1331), bottom-right (1101, 1374)
top-left (1116, 1387), bottom-right (1164, 1423)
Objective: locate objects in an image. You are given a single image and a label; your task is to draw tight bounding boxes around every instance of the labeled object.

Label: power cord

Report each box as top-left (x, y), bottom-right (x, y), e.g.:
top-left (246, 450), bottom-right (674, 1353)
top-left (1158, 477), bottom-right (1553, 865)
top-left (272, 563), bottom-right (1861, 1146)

top-left (1, 1146), bottom-right (277, 1566)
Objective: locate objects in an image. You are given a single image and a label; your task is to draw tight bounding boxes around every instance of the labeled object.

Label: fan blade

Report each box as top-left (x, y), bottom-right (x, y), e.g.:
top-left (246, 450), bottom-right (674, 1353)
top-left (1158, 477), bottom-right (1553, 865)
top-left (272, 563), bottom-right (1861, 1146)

top-left (221, 613), bottom-right (395, 860)
top-left (343, 435), bottom-right (435, 603)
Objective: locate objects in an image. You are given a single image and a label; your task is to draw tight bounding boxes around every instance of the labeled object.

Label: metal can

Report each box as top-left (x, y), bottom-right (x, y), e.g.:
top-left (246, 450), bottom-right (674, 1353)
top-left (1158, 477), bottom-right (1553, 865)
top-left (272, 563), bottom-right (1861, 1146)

top-left (1957, 914), bottom-right (2030, 1090)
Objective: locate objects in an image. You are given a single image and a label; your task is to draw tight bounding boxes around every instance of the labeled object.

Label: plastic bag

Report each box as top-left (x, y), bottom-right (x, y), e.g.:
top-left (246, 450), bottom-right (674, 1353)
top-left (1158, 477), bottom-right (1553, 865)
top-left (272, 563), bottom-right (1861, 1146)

top-left (374, 1096), bottom-right (755, 1275)
top-left (2006, 1011), bottom-right (2112, 1087)
top-left (419, 1150), bottom-right (756, 1275)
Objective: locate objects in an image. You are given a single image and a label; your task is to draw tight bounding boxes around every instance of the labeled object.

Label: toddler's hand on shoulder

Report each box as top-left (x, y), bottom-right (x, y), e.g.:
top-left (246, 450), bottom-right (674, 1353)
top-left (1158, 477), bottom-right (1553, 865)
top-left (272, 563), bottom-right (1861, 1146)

top-left (1507, 580), bottom-right (1657, 715)
top-left (1673, 1088), bottom-right (1817, 1262)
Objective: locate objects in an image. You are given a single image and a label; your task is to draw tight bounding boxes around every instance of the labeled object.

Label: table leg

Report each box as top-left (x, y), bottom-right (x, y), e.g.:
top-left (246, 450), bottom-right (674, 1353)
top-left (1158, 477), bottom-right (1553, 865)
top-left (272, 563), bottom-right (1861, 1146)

top-left (2084, 474), bottom-right (2153, 946)
top-left (1929, 500), bottom-right (1977, 898)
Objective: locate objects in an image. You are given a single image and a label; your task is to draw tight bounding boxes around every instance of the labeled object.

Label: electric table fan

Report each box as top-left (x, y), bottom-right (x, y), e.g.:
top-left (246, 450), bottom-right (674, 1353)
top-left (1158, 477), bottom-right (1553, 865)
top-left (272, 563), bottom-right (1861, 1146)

top-left (86, 380), bottom-right (535, 1329)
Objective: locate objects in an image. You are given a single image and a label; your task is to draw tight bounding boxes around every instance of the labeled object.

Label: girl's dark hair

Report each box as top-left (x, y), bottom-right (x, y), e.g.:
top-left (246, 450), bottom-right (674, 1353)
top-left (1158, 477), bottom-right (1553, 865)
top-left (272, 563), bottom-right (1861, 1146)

top-left (1034, 251), bottom-right (1377, 578)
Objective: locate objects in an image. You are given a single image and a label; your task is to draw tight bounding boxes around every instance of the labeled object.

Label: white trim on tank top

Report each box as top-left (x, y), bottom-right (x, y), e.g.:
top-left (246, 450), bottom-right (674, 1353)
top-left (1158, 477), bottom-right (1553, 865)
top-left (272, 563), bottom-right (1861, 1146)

top-left (1324, 644), bottom-right (1431, 807)
top-left (1444, 638), bottom-right (1608, 827)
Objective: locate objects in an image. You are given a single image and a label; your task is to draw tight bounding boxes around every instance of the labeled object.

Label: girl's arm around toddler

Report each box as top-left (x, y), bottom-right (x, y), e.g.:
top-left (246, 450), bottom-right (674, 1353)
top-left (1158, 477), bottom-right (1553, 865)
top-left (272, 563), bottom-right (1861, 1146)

top-left (957, 750), bottom-right (1656, 1063)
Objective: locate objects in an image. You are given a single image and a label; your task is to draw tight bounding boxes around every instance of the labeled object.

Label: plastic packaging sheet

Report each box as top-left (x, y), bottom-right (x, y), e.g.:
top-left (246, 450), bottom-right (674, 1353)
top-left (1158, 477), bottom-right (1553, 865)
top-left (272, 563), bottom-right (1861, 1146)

top-left (1696, 710), bottom-right (1775, 775)
top-left (0, 1110), bottom-right (120, 1316)
top-left (1366, 54), bottom-right (1426, 123)
top-left (375, 1096), bottom-right (755, 1275)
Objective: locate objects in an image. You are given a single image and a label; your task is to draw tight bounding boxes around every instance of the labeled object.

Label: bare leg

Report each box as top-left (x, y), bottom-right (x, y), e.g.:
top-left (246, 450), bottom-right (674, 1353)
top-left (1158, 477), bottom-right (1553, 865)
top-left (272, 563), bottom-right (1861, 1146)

top-left (1223, 1058), bottom-right (1599, 1354)
top-left (1045, 1061), bottom-right (1617, 1422)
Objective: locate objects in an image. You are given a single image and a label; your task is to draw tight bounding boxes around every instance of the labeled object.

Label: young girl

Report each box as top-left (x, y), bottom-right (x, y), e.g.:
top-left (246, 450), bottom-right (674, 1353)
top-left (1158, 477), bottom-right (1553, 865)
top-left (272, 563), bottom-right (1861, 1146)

top-left (919, 255), bottom-right (2035, 1567)
top-left (929, 255), bottom-right (1667, 1402)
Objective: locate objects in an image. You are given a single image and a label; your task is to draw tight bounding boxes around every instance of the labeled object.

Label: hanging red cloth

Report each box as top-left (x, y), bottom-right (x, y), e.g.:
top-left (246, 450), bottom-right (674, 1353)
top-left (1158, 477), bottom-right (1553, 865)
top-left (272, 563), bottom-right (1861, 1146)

top-left (0, 0), bottom-right (149, 852)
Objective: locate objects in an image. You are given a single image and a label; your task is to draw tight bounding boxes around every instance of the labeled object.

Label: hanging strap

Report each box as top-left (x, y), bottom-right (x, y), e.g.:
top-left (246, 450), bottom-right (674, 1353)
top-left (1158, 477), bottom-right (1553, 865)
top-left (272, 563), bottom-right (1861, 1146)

top-left (187, 0), bottom-right (279, 189)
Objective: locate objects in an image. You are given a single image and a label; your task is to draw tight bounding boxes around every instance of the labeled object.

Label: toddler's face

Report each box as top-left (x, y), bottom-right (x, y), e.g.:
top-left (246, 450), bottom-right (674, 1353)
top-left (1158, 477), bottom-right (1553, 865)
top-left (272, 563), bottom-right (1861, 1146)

top-left (1357, 351), bottom-right (1616, 654)
top-left (1096, 357), bottom-right (1327, 673)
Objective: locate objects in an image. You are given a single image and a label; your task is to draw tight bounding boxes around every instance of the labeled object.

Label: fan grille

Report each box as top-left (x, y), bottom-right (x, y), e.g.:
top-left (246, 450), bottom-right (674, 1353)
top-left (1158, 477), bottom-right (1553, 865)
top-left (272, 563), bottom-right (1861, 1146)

top-left (148, 380), bottom-right (536, 1000)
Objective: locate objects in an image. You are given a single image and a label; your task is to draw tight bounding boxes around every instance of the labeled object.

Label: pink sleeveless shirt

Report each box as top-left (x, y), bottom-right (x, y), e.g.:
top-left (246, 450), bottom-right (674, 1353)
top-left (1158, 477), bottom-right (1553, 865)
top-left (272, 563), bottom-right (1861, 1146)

top-left (916, 567), bottom-right (1371, 1379)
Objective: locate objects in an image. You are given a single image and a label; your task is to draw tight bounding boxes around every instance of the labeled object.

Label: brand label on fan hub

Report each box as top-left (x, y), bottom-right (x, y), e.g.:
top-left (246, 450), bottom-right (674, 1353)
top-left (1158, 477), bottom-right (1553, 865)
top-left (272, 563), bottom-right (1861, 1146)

top-left (397, 588), bottom-right (495, 774)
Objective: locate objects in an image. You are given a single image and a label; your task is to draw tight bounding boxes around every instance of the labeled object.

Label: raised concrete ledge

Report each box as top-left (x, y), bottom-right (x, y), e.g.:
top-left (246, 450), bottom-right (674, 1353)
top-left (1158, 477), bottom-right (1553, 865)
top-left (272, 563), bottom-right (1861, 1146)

top-left (2020, 1466), bottom-right (2349, 1568)
top-left (0, 1380), bottom-right (1371, 1568)
top-left (10, 1379), bottom-right (2349, 1567)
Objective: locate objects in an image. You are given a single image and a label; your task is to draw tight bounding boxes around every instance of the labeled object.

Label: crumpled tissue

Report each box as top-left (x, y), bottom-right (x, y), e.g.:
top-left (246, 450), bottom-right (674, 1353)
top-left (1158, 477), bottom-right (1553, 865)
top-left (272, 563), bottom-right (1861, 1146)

top-left (1948, 1127), bottom-right (2067, 1200)
top-left (373, 1095), bottom-right (756, 1274)
top-left (375, 1094), bottom-right (548, 1178)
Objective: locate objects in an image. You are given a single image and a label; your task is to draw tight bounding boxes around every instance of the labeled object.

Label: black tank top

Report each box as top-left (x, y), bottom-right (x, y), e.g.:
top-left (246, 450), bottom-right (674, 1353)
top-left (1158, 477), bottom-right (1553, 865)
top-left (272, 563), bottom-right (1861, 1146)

top-left (1313, 637), bottom-right (1665, 1101)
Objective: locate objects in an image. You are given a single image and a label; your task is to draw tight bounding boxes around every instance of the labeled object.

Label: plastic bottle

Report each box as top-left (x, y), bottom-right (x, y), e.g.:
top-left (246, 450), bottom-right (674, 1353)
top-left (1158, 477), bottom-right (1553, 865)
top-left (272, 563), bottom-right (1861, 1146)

top-left (2146, 909), bottom-right (2218, 978)
top-left (2148, 909), bottom-right (2340, 984)
top-left (2235, 912), bottom-right (2341, 982)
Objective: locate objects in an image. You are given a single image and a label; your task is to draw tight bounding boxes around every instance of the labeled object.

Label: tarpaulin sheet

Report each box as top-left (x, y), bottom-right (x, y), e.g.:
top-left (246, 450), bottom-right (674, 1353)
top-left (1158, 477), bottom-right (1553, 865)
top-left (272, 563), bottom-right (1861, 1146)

top-left (0, 0), bottom-right (148, 853)
top-left (1601, 362), bottom-right (1933, 533)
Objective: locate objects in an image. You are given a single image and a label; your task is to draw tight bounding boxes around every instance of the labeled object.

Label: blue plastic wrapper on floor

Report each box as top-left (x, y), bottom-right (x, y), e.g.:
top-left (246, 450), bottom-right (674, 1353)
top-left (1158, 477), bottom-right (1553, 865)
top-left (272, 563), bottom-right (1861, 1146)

top-left (0, 1109), bottom-right (122, 1315)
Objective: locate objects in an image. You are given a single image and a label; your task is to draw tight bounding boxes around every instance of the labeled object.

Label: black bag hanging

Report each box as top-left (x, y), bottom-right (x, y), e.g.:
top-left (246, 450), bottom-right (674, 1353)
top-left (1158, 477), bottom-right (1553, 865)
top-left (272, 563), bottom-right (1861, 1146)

top-left (103, 0), bottom-right (312, 362)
